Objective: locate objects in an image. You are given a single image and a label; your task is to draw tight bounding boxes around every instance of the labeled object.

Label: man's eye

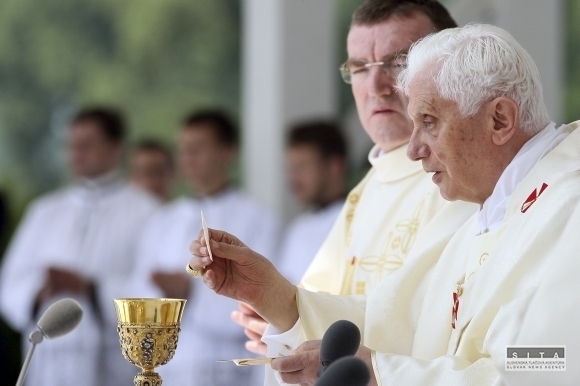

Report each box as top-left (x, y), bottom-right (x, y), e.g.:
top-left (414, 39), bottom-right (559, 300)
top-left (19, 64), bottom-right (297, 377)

top-left (393, 56), bottom-right (407, 68)
top-left (423, 120), bottom-right (435, 129)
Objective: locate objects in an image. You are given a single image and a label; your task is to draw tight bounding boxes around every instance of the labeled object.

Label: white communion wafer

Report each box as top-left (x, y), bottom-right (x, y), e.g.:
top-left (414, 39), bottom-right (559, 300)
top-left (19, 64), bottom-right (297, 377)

top-left (201, 210), bottom-right (213, 261)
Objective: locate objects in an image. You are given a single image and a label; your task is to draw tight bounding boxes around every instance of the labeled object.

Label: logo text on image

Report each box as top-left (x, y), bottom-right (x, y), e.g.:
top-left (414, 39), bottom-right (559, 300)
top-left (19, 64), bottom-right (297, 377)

top-left (505, 346), bottom-right (566, 371)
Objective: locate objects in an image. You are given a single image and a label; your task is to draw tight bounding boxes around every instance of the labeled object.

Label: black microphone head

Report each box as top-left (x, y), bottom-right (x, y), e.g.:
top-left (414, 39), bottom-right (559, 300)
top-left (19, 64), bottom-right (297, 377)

top-left (37, 298), bottom-right (83, 339)
top-left (315, 356), bottom-right (370, 386)
top-left (320, 320), bottom-right (361, 366)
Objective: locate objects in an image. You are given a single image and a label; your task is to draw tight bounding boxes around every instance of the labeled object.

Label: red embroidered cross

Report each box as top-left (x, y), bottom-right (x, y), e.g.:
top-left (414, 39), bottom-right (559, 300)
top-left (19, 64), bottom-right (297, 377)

top-left (451, 291), bottom-right (460, 329)
top-left (521, 183), bottom-right (548, 213)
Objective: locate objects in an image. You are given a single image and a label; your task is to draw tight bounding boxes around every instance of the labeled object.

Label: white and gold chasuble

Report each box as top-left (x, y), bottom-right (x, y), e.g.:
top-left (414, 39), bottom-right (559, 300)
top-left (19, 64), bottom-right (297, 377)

top-left (295, 122), bottom-right (580, 385)
top-left (263, 144), bottom-right (475, 385)
top-left (301, 144), bottom-right (476, 296)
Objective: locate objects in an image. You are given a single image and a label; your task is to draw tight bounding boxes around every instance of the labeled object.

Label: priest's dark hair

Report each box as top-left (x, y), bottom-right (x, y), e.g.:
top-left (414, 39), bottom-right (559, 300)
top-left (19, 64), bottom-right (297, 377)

top-left (352, 0), bottom-right (457, 31)
top-left (132, 139), bottom-right (174, 170)
top-left (182, 109), bottom-right (239, 147)
top-left (287, 119), bottom-right (347, 161)
top-left (72, 107), bottom-right (126, 143)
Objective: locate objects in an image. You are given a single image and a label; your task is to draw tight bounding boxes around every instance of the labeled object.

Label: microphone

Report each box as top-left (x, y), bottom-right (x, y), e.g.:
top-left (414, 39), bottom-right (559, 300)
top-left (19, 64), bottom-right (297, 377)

top-left (15, 298), bottom-right (83, 386)
top-left (317, 319), bottom-right (361, 377)
top-left (315, 356), bottom-right (370, 386)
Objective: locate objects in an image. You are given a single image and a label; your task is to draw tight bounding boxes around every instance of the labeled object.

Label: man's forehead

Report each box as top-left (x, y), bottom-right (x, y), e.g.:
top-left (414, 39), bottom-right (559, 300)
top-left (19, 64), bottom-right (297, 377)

top-left (70, 121), bottom-right (106, 139)
top-left (346, 13), bottom-right (436, 60)
top-left (408, 69), bottom-right (441, 112)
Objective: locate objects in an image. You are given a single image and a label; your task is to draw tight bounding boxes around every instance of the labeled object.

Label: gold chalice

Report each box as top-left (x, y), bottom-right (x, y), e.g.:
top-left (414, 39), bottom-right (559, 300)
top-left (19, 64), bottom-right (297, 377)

top-left (114, 298), bottom-right (186, 386)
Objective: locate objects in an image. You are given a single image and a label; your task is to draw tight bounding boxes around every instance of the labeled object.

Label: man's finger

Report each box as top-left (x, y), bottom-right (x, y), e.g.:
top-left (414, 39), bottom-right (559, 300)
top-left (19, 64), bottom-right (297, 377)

top-left (245, 340), bottom-right (267, 355)
top-left (271, 354), bottom-right (307, 373)
top-left (210, 239), bottom-right (263, 265)
top-left (244, 328), bottom-right (262, 341)
top-left (202, 268), bottom-right (218, 290)
top-left (238, 301), bottom-right (260, 316)
top-left (231, 310), bottom-right (268, 335)
top-left (294, 339), bottom-right (322, 353)
top-left (188, 240), bottom-right (208, 257)
top-left (208, 228), bottom-right (247, 246)
top-left (278, 370), bottom-right (310, 386)
top-left (272, 350), bottom-right (319, 385)
top-left (188, 255), bottom-right (210, 271)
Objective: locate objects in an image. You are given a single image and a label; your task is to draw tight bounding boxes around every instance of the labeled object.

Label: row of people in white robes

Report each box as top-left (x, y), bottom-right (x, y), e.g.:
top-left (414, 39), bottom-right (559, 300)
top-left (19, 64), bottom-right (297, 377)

top-left (0, 109), bottom-right (164, 386)
top-left (0, 172), bottom-right (160, 386)
top-left (122, 113), bottom-right (345, 385)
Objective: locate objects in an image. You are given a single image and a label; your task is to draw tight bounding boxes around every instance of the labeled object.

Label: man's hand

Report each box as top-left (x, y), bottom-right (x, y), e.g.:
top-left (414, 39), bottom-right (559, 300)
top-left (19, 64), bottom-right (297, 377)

top-left (231, 301), bottom-right (268, 355)
top-left (151, 271), bottom-right (191, 299)
top-left (37, 267), bottom-right (91, 304)
top-left (270, 341), bottom-right (377, 386)
top-left (189, 228), bottom-right (298, 332)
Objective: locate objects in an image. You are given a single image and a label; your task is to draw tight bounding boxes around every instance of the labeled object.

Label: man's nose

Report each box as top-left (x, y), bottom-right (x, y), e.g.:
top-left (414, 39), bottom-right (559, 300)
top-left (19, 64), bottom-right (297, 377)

top-left (367, 67), bottom-right (395, 97)
top-left (407, 128), bottom-right (429, 161)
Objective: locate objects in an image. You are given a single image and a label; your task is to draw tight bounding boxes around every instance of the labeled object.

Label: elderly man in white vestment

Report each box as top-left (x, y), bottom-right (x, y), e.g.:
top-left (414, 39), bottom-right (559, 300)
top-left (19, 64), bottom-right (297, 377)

top-left (187, 24), bottom-right (580, 386)
top-left (231, 0), bottom-right (477, 362)
top-left (125, 109), bottom-right (281, 386)
top-left (0, 108), bottom-right (160, 386)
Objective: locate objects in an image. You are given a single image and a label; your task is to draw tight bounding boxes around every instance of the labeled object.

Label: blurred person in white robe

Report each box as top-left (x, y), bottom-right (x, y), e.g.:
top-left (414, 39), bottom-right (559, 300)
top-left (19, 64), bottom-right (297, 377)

top-left (126, 109), bottom-right (282, 386)
top-left (188, 24), bottom-right (580, 386)
top-left (129, 139), bottom-right (174, 201)
top-left (230, 0), bottom-right (476, 368)
top-left (0, 108), bottom-right (160, 386)
top-left (277, 120), bottom-right (348, 284)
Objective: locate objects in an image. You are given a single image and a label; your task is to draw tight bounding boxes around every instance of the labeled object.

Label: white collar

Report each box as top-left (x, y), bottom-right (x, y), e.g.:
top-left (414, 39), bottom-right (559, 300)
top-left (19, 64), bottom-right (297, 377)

top-left (77, 169), bottom-right (122, 189)
top-left (478, 122), bottom-right (570, 233)
top-left (368, 143), bottom-right (423, 183)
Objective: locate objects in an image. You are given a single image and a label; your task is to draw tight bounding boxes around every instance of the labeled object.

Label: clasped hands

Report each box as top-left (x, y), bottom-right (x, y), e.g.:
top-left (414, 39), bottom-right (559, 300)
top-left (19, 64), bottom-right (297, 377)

top-left (189, 228), bottom-right (376, 386)
top-left (37, 266), bottom-right (92, 304)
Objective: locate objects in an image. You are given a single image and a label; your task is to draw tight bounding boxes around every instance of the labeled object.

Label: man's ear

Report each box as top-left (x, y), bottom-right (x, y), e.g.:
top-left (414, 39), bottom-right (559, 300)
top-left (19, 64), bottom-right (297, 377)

top-left (489, 97), bottom-right (519, 146)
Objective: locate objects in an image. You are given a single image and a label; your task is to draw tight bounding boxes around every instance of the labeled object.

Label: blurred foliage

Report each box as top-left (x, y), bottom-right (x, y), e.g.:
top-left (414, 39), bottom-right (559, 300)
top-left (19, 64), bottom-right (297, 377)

top-left (0, 0), bottom-right (240, 380)
top-left (564, 0), bottom-right (580, 123)
top-left (0, 0), bottom-right (241, 202)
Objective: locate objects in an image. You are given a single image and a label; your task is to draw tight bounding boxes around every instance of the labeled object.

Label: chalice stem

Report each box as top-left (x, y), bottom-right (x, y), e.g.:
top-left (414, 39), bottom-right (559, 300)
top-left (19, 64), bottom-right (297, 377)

top-left (134, 370), bottom-right (162, 386)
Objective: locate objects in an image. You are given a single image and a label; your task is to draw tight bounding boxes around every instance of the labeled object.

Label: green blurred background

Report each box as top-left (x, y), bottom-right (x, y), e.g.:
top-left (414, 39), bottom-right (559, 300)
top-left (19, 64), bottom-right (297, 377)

top-left (0, 0), bottom-right (578, 383)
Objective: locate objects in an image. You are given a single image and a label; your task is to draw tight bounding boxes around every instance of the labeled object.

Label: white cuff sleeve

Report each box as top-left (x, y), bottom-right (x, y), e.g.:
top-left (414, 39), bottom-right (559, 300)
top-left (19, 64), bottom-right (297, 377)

top-left (262, 318), bottom-right (303, 357)
top-left (261, 319), bottom-right (303, 386)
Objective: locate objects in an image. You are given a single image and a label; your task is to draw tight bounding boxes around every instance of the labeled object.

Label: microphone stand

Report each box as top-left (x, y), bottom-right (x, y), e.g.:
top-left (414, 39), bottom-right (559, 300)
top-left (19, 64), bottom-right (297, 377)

top-left (15, 330), bottom-right (44, 386)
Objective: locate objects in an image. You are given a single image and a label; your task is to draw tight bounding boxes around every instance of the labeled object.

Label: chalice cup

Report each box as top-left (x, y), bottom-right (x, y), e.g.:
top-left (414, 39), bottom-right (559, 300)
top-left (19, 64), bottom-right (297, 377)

top-left (114, 298), bottom-right (186, 386)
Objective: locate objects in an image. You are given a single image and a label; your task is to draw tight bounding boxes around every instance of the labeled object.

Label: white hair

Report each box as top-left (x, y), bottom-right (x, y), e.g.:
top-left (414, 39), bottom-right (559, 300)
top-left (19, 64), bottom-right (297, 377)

top-left (397, 24), bottom-right (550, 135)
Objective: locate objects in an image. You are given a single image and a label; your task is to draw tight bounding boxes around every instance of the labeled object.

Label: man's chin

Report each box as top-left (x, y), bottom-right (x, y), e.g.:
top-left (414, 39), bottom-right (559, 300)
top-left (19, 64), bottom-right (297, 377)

top-left (437, 184), bottom-right (465, 203)
top-left (434, 178), bottom-right (454, 202)
top-left (367, 117), bottom-right (412, 147)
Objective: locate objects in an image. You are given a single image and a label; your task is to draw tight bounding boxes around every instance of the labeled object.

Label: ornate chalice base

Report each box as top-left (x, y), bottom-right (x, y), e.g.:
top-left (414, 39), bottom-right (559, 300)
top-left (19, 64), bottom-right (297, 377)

top-left (114, 299), bottom-right (186, 386)
top-left (117, 322), bottom-right (181, 386)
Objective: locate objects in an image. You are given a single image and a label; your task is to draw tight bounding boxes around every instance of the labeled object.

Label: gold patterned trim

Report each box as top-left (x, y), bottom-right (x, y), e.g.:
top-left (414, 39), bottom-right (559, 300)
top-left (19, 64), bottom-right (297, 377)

top-left (118, 322), bottom-right (180, 327)
top-left (339, 256), bottom-right (357, 295)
